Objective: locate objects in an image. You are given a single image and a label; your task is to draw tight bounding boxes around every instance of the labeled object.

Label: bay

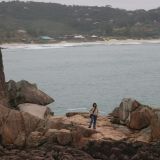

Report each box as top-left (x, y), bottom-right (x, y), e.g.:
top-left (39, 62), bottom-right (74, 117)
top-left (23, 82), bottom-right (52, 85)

top-left (2, 43), bottom-right (160, 115)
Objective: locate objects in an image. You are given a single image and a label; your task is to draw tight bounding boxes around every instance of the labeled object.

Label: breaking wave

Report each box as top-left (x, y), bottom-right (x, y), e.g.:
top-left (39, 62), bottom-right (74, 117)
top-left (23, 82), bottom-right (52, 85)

top-left (1, 39), bottom-right (160, 50)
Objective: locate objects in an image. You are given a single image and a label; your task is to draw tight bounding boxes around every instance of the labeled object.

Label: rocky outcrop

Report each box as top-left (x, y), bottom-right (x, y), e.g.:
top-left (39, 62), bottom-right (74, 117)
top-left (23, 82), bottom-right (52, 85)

top-left (0, 144), bottom-right (95, 160)
top-left (129, 107), bottom-right (154, 130)
top-left (83, 140), bottom-right (160, 160)
top-left (110, 98), bottom-right (154, 130)
top-left (0, 104), bottom-right (45, 146)
top-left (110, 98), bottom-right (160, 141)
top-left (66, 112), bottom-right (89, 118)
top-left (1, 139), bottom-right (160, 160)
top-left (1, 140), bottom-right (160, 160)
top-left (0, 105), bottom-right (95, 147)
top-left (18, 103), bottom-right (53, 119)
top-left (110, 98), bottom-right (140, 124)
top-left (45, 115), bottom-right (98, 147)
top-left (6, 80), bottom-right (54, 107)
top-left (151, 109), bottom-right (160, 141)
top-left (0, 102), bottom-right (160, 159)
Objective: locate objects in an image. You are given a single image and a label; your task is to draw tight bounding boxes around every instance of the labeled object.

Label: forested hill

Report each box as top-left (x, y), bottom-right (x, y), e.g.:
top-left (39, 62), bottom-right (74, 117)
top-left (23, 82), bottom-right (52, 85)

top-left (0, 1), bottom-right (160, 43)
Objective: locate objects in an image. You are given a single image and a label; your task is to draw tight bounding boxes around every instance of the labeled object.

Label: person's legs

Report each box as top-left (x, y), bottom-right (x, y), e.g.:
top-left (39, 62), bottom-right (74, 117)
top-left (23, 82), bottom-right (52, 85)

top-left (89, 115), bottom-right (94, 128)
top-left (93, 115), bottom-right (97, 129)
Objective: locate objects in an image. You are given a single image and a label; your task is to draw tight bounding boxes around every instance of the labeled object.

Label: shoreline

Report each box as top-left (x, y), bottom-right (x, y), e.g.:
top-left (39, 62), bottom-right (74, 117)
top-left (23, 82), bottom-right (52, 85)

top-left (1, 39), bottom-right (160, 49)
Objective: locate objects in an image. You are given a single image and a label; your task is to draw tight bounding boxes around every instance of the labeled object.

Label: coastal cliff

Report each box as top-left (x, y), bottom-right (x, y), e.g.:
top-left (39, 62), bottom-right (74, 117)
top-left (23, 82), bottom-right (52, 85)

top-left (0, 48), bottom-right (160, 160)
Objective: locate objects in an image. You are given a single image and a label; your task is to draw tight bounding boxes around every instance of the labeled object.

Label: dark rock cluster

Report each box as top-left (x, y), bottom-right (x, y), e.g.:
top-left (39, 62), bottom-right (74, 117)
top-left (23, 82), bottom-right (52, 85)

top-left (0, 140), bottom-right (160, 160)
top-left (0, 144), bottom-right (94, 160)
top-left (83, 140), bottom-right (160, 160)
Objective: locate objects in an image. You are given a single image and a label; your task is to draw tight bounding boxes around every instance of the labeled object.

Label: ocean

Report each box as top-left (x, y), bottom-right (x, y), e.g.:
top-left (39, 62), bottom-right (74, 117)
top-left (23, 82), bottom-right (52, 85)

top-left (2, 42), bottom-right (160, 115)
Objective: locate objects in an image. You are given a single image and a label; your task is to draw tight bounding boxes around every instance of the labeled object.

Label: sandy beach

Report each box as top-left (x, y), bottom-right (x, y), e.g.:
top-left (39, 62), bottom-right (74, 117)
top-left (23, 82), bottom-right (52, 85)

top-left (1, 39), bottom-right (160, 50)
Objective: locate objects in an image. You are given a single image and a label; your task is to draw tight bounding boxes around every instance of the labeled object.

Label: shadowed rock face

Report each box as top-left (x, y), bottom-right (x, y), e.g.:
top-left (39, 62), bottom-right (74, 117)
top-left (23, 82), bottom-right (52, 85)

top-left (0, 48), bottom-right (8, 107)
top-left (83, 140), bottom-right (160, 160)
top-left (151, 109), bottom-right (160, 140)
top-left (6, 80), bottom-right (54, 107)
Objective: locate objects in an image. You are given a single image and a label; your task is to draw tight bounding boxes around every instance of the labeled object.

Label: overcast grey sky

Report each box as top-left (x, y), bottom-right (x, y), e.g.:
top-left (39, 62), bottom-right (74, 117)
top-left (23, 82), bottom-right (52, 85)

top-left (30, 0), bottom-right (160, 10)
top-left (2, 0), bottom-right (160, 10)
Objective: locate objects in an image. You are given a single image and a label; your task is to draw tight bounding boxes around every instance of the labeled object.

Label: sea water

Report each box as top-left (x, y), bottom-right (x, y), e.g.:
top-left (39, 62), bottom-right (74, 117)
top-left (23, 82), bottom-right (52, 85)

top-left (2, 43), bottom-right (160, 115)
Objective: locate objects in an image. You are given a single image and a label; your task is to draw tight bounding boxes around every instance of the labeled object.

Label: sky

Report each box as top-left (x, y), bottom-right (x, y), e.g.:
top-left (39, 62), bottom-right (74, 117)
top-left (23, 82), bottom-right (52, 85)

top-left (1, 0), bottom-right (160, 10)
top-left (20, 0), bottom-right (160, 10)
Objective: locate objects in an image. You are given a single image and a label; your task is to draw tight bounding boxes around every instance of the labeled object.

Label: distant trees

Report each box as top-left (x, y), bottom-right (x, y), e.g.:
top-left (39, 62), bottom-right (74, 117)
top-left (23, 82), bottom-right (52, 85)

top-left (0, 1), bottom-right (160, 43)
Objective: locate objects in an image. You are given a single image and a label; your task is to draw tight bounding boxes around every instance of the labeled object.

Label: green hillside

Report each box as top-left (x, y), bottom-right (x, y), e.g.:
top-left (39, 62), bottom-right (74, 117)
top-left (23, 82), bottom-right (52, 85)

top-left (0, 1), bottom-right (160, 43)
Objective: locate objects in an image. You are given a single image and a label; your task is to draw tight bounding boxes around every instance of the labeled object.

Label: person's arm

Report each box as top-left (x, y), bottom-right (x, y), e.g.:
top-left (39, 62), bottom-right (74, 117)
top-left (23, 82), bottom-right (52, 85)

top-left (96, 108), bottom-right (99, 116)
top-left (89, 108), bottom-right (93, 114)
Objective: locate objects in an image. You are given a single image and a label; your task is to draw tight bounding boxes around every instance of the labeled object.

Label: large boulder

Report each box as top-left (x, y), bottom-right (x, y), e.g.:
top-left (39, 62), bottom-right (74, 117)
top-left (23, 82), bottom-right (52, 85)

top-left (18, 103), bottom-right (53, 119)
top-left (129, 107), bottom-right (154, 130)
top-left (110, 98), bottom-right (140, 125)
top-left (6, 80), bottom-right (54, 107)
top-left (0, 104), bottom-right (45, 146)
top-left (1, 109), bottom-right (25, 145)
top-left (110, 98), bottom-right (154, 130)
top-left (151, 109), bottom-right (160, 141)
top-left (46, 117), bottom-right (73, 130)
top-left (44, 128), bottom-right (77, 146)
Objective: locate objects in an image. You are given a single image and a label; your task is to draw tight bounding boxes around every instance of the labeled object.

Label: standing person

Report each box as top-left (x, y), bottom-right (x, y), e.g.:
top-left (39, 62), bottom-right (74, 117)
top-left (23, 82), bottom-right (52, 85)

top-left (88, 103), bottom-right (99, 129)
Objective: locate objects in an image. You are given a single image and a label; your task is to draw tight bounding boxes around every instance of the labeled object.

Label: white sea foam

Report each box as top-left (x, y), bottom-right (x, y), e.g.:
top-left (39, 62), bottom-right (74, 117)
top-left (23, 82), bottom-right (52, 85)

top-left (105, 39), bottom-right (160, 45)
top-left (1, 39), bottom-right (160, 50)
top-left (67, 107), bottom-right (87, 111)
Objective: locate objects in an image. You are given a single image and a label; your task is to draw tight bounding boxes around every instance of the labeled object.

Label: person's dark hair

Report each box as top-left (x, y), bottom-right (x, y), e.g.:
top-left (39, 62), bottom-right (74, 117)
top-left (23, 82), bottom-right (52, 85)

top-left (93, 103), bottom-right (97, 108)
